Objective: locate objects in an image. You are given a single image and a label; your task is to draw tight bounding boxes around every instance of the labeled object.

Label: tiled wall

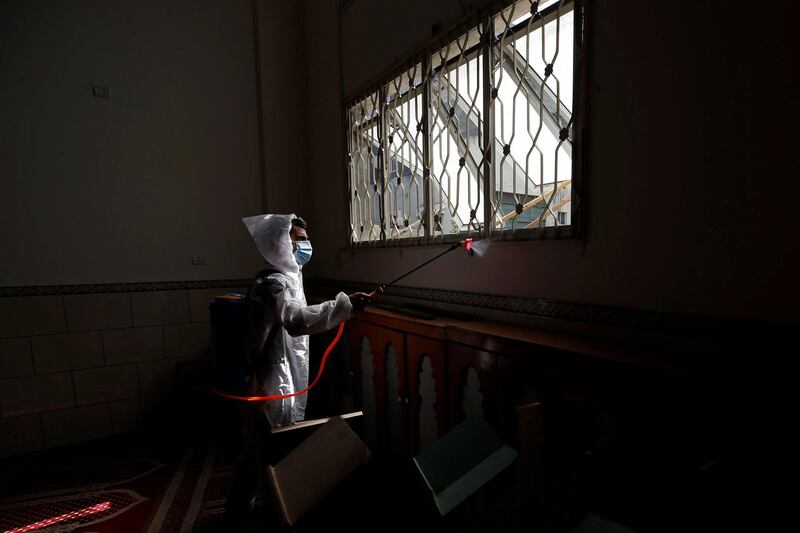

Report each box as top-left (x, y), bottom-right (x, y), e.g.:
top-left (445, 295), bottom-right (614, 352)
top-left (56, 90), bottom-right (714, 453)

top-left (0, 287), bottom-right (239, 458)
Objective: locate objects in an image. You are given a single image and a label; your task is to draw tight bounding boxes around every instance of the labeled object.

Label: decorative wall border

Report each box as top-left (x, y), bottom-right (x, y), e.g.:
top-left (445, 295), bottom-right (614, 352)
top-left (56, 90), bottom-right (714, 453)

top-left (0, 279), bottom-right (251, 298)
top-left (2, 277), bottom-right (791, 341)
top-left (305, 277), bottom-right (791, 339)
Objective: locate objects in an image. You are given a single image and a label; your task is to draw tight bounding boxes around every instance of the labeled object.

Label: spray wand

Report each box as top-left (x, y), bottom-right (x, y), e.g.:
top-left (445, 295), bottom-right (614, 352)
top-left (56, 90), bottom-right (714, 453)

top-left (368, 238), bottom-right (473, 298)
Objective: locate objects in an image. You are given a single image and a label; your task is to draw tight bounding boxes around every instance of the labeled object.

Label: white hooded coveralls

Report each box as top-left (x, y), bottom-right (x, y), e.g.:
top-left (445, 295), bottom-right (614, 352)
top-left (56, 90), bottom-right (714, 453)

top-left (242, 214), bottom-right (353, 427)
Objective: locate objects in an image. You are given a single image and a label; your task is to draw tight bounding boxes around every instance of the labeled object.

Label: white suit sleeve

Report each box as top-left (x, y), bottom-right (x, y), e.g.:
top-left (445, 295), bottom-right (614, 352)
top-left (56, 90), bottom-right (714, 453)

top-left (274, 290), bottom-right (353, 337)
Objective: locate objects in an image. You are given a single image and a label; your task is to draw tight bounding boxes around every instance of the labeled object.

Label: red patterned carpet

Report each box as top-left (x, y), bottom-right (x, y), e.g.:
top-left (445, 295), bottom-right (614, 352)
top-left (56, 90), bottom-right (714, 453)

top-left (0, 433), bottom-right (255, 533)
top-left (0, 416), bottom-right (473, 533)
top-left (0, 429), bottom-right (436, 533)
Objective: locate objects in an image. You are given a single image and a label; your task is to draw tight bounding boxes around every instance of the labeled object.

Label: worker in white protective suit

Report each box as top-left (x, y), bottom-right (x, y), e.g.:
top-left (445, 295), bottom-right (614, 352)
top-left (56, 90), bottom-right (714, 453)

top-left (225, 213), bottom-right (372, 529)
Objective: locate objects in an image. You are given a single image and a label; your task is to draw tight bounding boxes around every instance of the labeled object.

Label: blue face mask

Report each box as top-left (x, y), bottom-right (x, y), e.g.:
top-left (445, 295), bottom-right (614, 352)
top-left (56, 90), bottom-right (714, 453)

top-left (294, 240), bottom-right (313, 266)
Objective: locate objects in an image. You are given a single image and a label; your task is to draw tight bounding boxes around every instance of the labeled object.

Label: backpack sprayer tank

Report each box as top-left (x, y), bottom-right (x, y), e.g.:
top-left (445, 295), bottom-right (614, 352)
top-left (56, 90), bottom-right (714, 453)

top-left (209, 294), bottom-right (249, 396)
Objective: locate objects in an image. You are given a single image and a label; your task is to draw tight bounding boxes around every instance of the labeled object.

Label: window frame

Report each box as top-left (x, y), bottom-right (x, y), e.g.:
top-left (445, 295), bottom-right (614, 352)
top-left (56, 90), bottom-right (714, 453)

top-left (344, 0), bottom-right (585, 248)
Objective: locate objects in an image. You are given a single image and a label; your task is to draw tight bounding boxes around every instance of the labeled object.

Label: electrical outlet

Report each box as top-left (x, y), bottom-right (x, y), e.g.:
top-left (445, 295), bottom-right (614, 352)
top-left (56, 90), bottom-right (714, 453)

top-left (191, 256), bottom-right (206, 266)
top-left (92, 85), bottom-right (110, 98)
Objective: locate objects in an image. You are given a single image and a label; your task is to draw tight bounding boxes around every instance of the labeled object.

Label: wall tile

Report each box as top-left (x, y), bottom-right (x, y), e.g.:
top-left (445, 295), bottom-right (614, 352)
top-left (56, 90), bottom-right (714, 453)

top-left (32, 332), bottom-right (103, 373)
top-left (138, 359), bottom-right (175, 396)
top-left (0, 373), bottom-right (74, 417)
top-left (164, 323), bottom-right (210, 359)
top-left (73, 364), bottom-right (139, 405)
top-left (64, 293), bottom-right (132, 332)
top-left (0, 296), bottom-right (65, 337)
top-left (102, 327), bottom-right (164, 365)
top-left (131, 290), bottom-right (190, 326)
top-left (0, 337), bottom-right (33, 378)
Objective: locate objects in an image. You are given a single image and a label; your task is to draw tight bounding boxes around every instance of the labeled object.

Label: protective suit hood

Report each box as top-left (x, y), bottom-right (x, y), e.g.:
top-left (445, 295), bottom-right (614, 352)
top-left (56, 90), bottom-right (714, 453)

top-left (242, 213), bottom-right (299, 274)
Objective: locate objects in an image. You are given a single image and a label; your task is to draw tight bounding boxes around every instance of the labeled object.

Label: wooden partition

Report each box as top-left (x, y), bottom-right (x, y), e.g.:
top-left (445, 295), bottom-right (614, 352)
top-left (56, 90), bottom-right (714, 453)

top-left (318, 305), bottom-right (758, 530)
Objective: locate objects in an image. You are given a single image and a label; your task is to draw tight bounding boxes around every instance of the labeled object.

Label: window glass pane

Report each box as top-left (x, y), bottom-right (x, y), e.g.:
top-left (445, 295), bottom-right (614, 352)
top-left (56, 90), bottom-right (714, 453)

top-left (492, 0), bottom-right (573, 231)
top-left (430, 26), bottom-right (486, 237)
top-left (348, 93), bottom-right (381, 243)
top-left (386, 63), bottom-right (426, 240)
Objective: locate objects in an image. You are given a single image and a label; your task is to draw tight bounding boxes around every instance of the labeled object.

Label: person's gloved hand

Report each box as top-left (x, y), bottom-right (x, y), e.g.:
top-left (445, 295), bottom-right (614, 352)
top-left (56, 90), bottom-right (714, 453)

top-left (348, 292), bottom-right (373, 311)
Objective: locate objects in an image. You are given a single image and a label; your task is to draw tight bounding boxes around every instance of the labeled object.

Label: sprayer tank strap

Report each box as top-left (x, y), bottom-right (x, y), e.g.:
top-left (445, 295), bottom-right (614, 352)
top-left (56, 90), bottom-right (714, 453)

top-left (247, 268), bottom-right (283, 369)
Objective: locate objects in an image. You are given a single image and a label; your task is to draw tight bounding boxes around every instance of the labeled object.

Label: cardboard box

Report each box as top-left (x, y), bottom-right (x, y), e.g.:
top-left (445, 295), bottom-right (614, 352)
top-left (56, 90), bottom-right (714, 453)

top-left (267, 415), bottom-right (370, 525)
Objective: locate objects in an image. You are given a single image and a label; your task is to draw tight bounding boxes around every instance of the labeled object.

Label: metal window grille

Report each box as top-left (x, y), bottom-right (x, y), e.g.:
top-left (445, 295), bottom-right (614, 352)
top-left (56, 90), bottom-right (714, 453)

top-left (385, 63), bottom-right (427, 242)
top-left (347, 0), bottom-right (583, 246)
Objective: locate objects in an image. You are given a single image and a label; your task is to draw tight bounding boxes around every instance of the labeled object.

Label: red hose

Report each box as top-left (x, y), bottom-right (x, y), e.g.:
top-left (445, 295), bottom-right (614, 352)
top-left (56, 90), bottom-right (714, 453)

top-left (210, 321), bottom-right (346, 402)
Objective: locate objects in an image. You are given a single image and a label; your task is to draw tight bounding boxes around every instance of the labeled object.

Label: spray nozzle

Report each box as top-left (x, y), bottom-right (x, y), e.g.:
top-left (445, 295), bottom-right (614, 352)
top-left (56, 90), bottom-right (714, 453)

top-left (367, 285), bottom-right (385, 299)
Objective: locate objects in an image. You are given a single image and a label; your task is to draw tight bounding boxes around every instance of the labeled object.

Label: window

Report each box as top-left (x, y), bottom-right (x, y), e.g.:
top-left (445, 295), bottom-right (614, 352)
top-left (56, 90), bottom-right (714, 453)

top-left (347, 0), bottom-right (583, 245)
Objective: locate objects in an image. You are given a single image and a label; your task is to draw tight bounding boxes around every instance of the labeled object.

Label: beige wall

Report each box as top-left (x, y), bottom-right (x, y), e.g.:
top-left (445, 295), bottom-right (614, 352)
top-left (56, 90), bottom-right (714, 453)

top-left (0, 0), bottom-right (313, 455)
top-left (304, 0), bottom-right (799, 324)
top-left (256, 0), bottom-right (311, 216)
top-left (0, 0), bottom-right (265, 286)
